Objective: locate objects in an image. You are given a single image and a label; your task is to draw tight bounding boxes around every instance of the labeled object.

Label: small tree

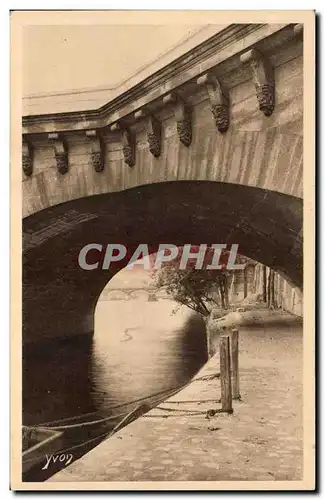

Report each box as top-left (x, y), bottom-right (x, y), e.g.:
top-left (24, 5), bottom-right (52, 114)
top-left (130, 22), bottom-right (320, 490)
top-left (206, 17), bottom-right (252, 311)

top-left (151, 246), bottom-right (246, 317)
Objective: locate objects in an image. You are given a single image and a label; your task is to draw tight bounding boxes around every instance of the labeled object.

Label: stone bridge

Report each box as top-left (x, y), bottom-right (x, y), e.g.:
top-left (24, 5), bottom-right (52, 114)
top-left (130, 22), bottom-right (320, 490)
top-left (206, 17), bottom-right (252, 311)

top-left (22, 23), bottom-right (303, 343)
top-left (99, 288), bottom-right (166, 301)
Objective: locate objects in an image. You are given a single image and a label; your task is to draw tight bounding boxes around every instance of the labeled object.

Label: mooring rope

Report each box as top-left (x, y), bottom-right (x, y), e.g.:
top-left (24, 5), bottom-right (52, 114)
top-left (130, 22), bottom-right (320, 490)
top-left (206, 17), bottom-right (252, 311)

top-left (23, 375), bottom-right (223, 466)
top-left (34, 383), bottom-right (186, 428)
top-left (45, 410), bottom-right (130, 431)
top-left (30, 369), bottom-right (220, 431)
top-left (163, 398), bottom-right (221, 404)
top-left (153, 406), bottom-right (207, 415)
top-left (192, 372), bottom-right (220, 382)
top-left (143, 411), bottom-right (208, 418)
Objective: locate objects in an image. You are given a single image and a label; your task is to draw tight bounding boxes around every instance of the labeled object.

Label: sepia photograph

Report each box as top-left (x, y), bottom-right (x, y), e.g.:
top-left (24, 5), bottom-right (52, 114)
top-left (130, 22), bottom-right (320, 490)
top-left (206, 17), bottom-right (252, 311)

top-left (11, 10), bottom-right (315, 491)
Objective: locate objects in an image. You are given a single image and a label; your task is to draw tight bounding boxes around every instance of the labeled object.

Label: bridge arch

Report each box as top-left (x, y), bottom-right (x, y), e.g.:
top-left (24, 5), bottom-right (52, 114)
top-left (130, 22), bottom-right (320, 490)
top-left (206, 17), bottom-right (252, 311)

top-left (23, 180), bottom-right (302, 344)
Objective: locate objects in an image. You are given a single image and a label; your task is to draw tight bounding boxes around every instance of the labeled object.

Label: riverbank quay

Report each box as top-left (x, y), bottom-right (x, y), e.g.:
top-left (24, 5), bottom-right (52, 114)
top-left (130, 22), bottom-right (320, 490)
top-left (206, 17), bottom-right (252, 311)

top-left (50, 309), bottom-right (304, 484)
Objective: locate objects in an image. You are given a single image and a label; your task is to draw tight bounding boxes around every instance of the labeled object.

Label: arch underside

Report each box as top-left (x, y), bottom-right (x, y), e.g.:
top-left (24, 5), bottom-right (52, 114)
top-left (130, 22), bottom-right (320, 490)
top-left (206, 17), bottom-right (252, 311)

top-left (23, 181), bottom-right (303, 343)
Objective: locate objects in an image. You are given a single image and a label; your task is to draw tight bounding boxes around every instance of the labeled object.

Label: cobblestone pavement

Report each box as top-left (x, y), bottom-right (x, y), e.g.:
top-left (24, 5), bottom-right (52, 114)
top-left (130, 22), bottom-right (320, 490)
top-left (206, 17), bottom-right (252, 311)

top-left (51, 310), bottom-right (303, 483)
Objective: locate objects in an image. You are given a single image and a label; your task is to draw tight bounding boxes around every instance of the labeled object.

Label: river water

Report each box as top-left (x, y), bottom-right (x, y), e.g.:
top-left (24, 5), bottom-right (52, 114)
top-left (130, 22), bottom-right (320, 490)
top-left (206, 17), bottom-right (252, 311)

top-left (22, 297), bottom-right (207, 481)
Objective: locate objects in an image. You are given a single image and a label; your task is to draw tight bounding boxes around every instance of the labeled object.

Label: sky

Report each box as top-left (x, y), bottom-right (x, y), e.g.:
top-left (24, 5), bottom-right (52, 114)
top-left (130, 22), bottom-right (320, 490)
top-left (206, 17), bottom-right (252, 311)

top-left (22, 24), bottom-right (203, 96)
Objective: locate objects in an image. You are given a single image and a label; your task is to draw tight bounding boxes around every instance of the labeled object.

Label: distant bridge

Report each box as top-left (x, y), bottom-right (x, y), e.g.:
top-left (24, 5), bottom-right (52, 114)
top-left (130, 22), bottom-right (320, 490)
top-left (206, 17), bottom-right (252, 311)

top-left (99, 288), bottom-right (169, 301)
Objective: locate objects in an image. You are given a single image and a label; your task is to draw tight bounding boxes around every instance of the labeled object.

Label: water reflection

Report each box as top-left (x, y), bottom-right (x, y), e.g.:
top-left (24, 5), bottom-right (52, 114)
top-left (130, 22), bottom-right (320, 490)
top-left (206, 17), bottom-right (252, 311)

top-left (92, 300), bottom-right (207, 411)
top-left (22, 298), bottom-right (207, 481)
top-left (23, 335), bottom-right (96, 427)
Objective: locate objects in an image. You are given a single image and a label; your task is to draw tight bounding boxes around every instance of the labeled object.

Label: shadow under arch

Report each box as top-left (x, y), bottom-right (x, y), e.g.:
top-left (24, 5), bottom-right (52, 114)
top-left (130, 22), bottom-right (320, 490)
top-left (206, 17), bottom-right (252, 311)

top-left (23, 180), bottom-right (302, 344)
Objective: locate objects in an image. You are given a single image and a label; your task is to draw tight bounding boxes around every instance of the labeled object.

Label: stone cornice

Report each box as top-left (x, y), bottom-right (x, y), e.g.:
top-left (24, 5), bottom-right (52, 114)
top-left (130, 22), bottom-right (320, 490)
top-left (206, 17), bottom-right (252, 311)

top-left (22, 23), bottom-right (300, 136)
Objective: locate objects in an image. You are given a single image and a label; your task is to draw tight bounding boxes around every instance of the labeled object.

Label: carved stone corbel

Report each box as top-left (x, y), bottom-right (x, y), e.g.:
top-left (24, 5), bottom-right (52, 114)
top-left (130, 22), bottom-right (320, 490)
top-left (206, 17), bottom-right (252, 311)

top-left (48, 133), bottom-right (69, 174)
top-left (111, 123), bottom-right (136, 167)
top-left (85, 130), bottom-right (104, 172)
top-left (197, 73), bottom-right (229, 133)
top-left (22, 139), bottom-right (33, 177)
top-left (240, 48), bottom-right (275, 117)
top-left (146, 116), bottom-right (162, 158)
top-left (135, 111), bottom-right (162, 158)
top-left (163, 93), bottom-right (192, 147)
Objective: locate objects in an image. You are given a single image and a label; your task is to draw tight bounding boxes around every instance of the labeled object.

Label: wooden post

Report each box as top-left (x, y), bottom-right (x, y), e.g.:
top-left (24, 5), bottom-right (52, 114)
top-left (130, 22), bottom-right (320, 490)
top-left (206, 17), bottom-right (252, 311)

top-left (231, 328), bottom-right (240, 400)
top-left (267, 268), bottom-right (271, 307)
top-left (270, 269), bottom-right (275, 307)
top-left (263, 265), bottom-right (267, 302)
top-left (219, 335), bottom-right (233, 413)
top-left (243, 266), bottom-right (248, 298)
top-left (206, 323), bottom-right (212, 359)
